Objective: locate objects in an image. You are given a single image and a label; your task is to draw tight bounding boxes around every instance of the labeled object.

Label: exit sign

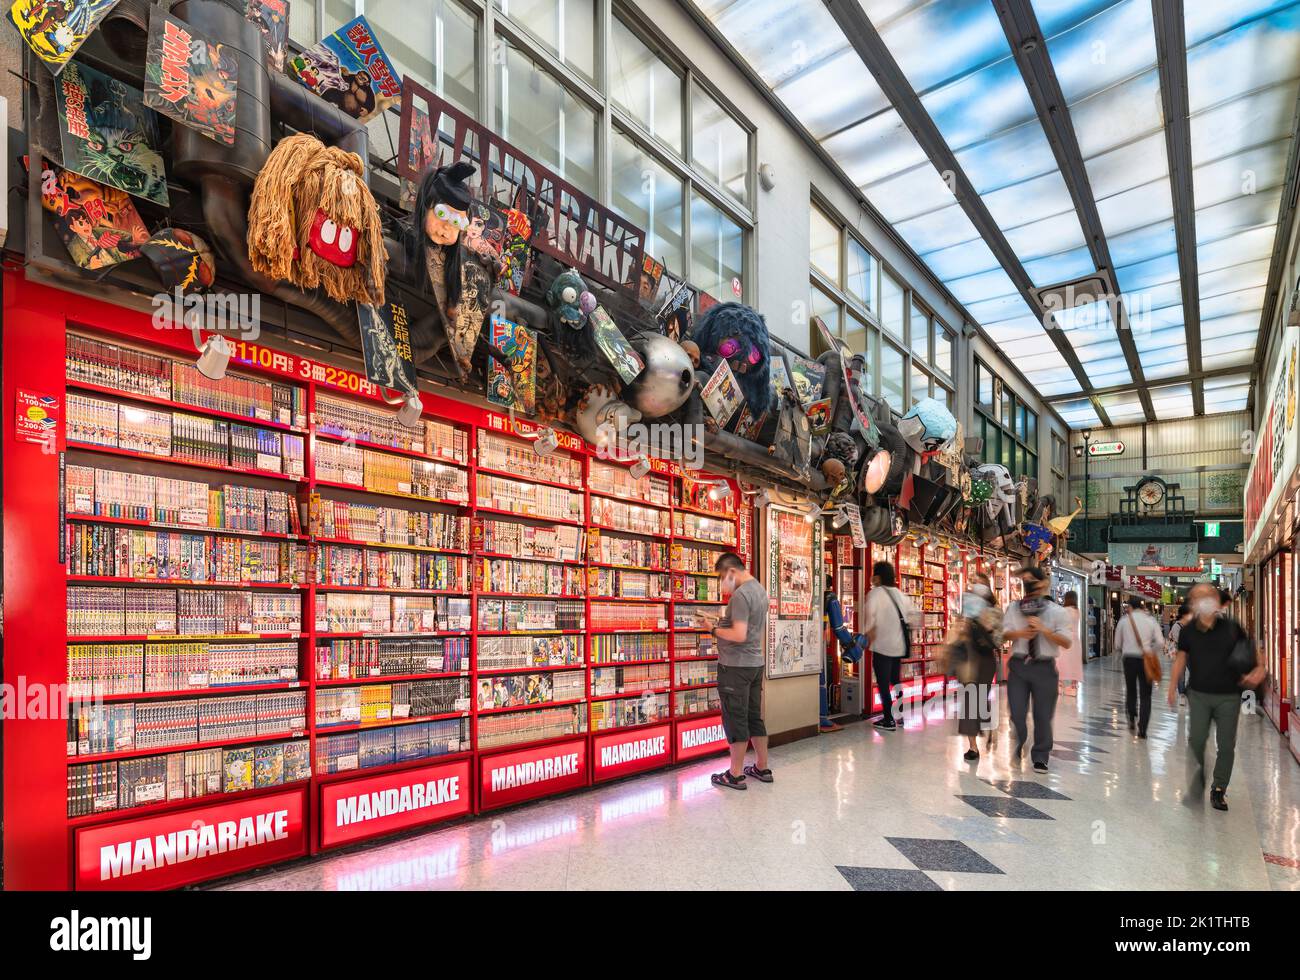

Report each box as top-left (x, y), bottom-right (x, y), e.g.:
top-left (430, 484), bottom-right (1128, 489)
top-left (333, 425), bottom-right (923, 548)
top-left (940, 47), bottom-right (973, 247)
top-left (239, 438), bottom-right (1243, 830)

top-left (1204, 522), bottom-right (1221, 537)
top-left (1088, 440), bottom-right (1125, 457)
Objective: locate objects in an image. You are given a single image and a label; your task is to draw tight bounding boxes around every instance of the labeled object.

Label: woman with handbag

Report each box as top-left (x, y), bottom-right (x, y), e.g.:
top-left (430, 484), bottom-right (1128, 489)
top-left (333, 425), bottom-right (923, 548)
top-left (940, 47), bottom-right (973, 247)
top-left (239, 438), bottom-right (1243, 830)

top-left (1168, 583), bottom-right (1266, 811)
top-left (1114, 599), bottom-right (1163, 739)
top-left (951, 572), bottom-right (1003, 761)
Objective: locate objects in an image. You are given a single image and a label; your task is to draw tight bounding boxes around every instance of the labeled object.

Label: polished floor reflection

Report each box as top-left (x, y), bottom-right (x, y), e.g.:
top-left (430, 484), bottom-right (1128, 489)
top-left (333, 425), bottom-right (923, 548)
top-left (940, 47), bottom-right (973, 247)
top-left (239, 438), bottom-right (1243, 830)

top-left (215, 660), bottom-right (1300, 891)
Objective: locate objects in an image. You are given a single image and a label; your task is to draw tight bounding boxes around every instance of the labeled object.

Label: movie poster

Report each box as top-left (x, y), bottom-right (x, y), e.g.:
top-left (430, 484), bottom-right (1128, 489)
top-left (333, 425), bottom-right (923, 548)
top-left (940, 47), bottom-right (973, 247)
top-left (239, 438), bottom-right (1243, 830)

top-left (462, 201), bottom-right (508, 273)
top-left (143, 10), bottom-right (238, 146)
top-left (244, 0), bottom-right (288, 72)
top-left (31, 158), bottom-right (149, 269)
top-left (788, 354), bottom-right (826, 406)
top-left (399, 105), bottom-right (437, 210)
top-left (357, 299), bottom-right (418, 398)
top-left (485, 314), bottom-right (536, 414)
top-left (7, 0), bottom-right (121, 73)
top-left (774, 508), bottom-right (814, 619)
top-left (701, 359), bottom-right (742, 425)
top-left (286, 14), bottom-right (401, 123)
top-left (589, 306), bottom-right (645, 384)
top-left (55, 60), bottom-right (168, 205)
top-left (638, 254), bottom-right (664, 307)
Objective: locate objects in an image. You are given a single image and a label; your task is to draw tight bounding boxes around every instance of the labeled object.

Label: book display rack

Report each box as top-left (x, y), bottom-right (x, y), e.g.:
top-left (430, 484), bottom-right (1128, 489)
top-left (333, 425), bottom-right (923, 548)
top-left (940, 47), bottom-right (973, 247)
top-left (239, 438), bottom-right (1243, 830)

top-left (7, 285), bottom-right (743, 889)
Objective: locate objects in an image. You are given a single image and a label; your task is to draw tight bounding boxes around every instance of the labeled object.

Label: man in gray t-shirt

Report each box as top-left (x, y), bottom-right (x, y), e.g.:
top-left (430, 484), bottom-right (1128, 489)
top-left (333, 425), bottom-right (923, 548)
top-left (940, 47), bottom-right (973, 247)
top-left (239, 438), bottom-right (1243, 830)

top-left (704, 552), bottom-right (770, 791)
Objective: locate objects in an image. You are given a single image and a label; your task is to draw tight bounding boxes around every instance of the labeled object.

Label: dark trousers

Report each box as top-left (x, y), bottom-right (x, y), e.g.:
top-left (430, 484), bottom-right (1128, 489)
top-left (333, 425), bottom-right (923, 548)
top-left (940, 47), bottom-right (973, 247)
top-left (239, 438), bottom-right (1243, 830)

top-left (1006, 657), bottom-right (1058, 765)
top-left (873, 652), bottom-right (903, 725)
top-left (1188, 689), bottom-right (1242, 789)
top-left (1123, 656), bottom-right (1153, 734)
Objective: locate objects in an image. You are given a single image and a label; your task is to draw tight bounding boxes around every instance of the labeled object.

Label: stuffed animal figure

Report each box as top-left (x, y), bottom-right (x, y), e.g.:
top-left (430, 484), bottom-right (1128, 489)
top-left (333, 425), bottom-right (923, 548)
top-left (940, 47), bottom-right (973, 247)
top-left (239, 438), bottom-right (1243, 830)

top-left (248, 132), bottom-right (387, 305)
top-left (690, 302), bottom-right (771, 417)
top-left (408, 161), bottom-right (495, 376)
top-left (546, 269), bottom-right (590, 328)
top-left (899, 397), bottom-right (958, 456)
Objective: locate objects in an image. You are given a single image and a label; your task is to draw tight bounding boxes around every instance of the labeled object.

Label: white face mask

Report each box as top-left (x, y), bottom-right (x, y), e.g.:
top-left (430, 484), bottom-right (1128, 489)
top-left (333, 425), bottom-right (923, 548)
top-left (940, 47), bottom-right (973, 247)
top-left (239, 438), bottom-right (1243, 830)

top-left (1193, 597), bottom-right (1219, 619)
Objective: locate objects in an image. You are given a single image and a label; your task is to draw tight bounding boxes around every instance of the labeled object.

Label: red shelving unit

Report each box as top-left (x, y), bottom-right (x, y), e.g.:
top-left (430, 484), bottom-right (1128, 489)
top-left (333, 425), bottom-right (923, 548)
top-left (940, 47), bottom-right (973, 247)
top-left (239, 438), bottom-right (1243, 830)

top-left (2, 277), bottom-right (745, 890)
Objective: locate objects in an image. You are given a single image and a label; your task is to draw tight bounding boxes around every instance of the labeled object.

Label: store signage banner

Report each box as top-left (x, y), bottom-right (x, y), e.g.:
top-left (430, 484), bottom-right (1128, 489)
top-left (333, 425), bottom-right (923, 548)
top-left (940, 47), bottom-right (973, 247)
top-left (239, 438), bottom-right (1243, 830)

top-left (319, 759), bottom-right (472, 848)
top-left (1245, 333), bottom-right (1298, 559)
top-left (479, 738), bottom-right (587, 810)
top-left (1087, 440), bottom-right (1124, 456)
top-left (397, 77), bottom-right (646, 295)
top-left (15, 389), bottom-right (59, 445)
top-left (592, 724), bottom-right (671, 782)
top-left (1108, 541), bottom-right (1199, 569)
top-left (75, 788), bottom-right (308, 890)
top-left (675, 715), bottom-right (728, 761)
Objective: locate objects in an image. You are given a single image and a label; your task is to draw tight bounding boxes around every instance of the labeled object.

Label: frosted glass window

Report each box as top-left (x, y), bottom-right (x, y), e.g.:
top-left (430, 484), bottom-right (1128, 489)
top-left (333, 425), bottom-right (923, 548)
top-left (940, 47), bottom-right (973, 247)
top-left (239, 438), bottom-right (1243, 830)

top-left (610, 17), bottom-right (682, 153)
top-left (880, 270), bottom-right (904, 339)
top-left (810, 207), bottom-right (841, 283)
top-left (611, 130), bottom-right (684, 273)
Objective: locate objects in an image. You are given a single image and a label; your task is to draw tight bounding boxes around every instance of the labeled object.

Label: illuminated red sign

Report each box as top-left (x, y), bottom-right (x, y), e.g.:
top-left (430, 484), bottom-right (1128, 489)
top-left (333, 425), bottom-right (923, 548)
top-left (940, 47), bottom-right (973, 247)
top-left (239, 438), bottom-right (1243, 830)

top-left (75, 788), bottom-right (307, 890)
top-left (319, 759), bottom-right (473, 849)
top-left (592, 724), bottom-right (671, 782)
top-left (674, 716), bottom-right (728, 762)
top-left (479, 738), bottom-right (588, 810)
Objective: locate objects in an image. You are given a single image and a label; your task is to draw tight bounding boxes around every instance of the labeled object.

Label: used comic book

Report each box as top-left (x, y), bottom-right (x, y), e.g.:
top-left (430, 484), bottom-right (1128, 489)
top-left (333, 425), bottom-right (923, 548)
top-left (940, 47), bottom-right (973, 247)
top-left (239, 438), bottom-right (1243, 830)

top-left (55, 59), bottom-right (169, 205)
top-left (144, 9), bottom-right (238, 146)
top-left (286, 14), bottom-right (400, 123)
top-left (7, 0), bottom-right (122, 74)
top-left (244, 0), bottom-right (288, 72)
top-left (485, 314), bottom-right (536, 414)
top-left (32, 158), bottom-right (149, 269)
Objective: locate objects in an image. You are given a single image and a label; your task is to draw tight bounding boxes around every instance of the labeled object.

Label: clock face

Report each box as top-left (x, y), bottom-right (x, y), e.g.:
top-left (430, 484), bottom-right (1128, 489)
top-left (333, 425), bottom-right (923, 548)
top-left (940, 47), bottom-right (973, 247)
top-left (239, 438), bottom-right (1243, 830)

top-left (1138, 481), bottom-right (1165, 507)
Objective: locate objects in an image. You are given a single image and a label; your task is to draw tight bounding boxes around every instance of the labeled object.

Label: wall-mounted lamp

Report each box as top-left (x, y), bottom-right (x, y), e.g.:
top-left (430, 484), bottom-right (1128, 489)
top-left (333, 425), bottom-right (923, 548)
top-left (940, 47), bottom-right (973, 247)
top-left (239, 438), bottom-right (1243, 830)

top-left (193, 329), bottom-right (231, 381)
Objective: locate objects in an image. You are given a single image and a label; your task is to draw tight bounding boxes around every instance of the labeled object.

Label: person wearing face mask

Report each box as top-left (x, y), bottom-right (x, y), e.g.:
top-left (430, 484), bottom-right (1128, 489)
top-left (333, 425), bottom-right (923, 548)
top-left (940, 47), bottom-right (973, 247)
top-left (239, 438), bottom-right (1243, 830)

top-left (862, 561), bottom-right (922, 732)
top-left (1001, 566), bottom-right (1073, 773)
top-left (1169, 583), bottom-right (1265, 811)
top-left (1115, 598), bottom-right (1163, 738)
top-left (703, 552), bottom-right (771, 790)
top-left (948, 572), bottom-right (1003, 760)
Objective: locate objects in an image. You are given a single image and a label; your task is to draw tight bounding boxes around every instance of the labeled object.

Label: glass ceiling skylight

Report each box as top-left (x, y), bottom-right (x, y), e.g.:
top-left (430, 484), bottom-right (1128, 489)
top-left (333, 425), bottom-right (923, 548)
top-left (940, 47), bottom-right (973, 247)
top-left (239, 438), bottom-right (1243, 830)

top-left (685, 0), bottom-right (1297, 425)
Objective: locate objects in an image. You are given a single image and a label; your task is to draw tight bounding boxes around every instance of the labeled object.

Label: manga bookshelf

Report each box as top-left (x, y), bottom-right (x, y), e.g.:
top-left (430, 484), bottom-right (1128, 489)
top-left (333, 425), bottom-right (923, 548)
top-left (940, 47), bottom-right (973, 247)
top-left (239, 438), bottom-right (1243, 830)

top-left (2, 272), bottom-right (738, 890)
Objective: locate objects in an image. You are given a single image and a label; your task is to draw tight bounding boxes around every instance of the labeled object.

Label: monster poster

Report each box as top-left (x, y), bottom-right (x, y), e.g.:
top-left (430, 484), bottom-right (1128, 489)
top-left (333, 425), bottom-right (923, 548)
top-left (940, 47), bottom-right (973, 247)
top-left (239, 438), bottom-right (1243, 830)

top-left (286, 15), bottom-right (401, 123)
top-left (244, 0), bottom-right (289, 72)
top-left (7, 0), bottom-right (122, 74)
top-left (31, 157), bottom-right (148, 269)
top-left (55, 60), bottom-right (169, 205)
top-left (485, 314), bottom-right (536, 415)
top-left (399, 105), bottom-right (436, 210)
top-left (143, 10), bottom-right (238, 146)
top-left (358, 299), bottom-right (418, 398)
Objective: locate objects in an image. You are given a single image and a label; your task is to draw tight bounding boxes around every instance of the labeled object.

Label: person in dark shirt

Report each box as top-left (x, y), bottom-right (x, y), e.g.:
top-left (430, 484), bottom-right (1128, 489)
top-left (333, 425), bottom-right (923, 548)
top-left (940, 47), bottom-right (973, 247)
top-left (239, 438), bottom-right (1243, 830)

top-left (1169, 583), bottom-right (1264, 811)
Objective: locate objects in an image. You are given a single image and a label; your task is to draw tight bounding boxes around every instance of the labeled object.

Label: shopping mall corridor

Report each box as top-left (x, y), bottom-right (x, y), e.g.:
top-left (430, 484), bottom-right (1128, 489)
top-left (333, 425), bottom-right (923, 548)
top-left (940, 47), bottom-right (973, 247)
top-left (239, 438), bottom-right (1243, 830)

top-left (216, 661), bottom-right (1300, 891)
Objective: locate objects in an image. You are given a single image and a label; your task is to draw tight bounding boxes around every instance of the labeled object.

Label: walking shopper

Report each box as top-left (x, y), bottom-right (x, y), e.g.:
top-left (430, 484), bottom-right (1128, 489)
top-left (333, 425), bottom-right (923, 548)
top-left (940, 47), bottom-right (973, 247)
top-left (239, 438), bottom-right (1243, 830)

top-left (948, 572), bottom-right (1002, 760)
top-left (1115, 599), bottom-right (1162, 738)
top-left (1002, 566), bottom-right (1072, 773)
top-left (1168, 600), bottom-right (1192, 705)
top-left (862, 560), bottom-right (920, 731)
top-left (821, 575), bottom-right (864, 732)
top-left (1169, 583), bottom-right (1265, 811)
top-left (1057, 592), bottom-right (1084, 697)
top-left (705, 552), bottom-right (771, 790)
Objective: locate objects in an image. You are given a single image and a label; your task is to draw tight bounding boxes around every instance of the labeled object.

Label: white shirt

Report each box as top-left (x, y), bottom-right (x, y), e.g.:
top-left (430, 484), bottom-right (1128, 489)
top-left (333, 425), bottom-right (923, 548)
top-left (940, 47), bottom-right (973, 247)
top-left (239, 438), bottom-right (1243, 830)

top-left (1115, 611), bottom-right (1162, 657)
top-left (1002, 597), bottom-right (1072, 660)
top-left (862, 586), bottom-right (921, 658)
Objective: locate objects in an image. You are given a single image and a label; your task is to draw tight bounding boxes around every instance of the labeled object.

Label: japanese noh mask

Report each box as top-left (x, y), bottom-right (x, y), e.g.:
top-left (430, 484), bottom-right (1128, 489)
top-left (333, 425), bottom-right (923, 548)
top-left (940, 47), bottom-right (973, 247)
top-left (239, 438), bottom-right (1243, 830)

top-left (247, 133), bottom-right (387, 305)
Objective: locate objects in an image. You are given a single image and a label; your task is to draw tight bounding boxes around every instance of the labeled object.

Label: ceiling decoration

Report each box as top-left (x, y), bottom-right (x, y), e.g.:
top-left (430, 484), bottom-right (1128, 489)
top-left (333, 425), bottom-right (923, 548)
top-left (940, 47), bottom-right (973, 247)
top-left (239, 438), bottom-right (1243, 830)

top-left (690, 0), bottom-right (1300, 427)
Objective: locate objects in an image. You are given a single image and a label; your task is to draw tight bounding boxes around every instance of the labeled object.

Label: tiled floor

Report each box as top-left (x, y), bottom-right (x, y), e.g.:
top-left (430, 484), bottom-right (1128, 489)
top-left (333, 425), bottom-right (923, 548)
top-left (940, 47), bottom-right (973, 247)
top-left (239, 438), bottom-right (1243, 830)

top-left (215, 659), bottom-right (1300, 890)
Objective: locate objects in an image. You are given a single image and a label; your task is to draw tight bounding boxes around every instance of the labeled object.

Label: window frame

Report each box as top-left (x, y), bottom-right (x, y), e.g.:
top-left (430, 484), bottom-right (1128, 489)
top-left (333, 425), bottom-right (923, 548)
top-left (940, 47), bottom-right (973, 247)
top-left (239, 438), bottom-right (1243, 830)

top-left (975, 357), bottom-right (1040, 481)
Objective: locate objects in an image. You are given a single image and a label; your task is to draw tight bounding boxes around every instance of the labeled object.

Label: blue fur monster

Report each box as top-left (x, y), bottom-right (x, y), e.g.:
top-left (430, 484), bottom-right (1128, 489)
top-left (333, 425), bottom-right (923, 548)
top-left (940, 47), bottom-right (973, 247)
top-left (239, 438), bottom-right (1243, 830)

top-left (691, 301), bottom-right (771, 416)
